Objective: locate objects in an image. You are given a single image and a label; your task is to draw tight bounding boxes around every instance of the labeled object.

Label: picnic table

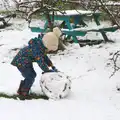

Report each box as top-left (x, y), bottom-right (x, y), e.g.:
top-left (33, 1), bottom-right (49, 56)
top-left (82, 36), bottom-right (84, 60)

top-left (0, 13), bottom-right (16, 27)
top-left (30, 10), bottom-right (119, 44)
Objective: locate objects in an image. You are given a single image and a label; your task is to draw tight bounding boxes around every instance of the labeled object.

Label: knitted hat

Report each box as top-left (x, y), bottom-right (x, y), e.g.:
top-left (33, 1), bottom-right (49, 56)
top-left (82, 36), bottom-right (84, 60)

top-left (42, 27), bottom-right (62, 51)
top-left (53, 27), bottom-right (62, 38)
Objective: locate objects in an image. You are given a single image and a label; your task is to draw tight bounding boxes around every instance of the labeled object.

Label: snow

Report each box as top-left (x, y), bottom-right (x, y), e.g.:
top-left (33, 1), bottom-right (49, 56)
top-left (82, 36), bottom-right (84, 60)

top-left (52, 10), bottom-right (96, 16)
top-left (62, 24), bottom-right (117, 31)
top-left (40, 72), bottom-right (71, 99)
top-left (0, 0), bottom-right (16, 10)
top-left (104, 1), bottom-right (120, 6)
top-left (0, 18), bottom-right (120, 120)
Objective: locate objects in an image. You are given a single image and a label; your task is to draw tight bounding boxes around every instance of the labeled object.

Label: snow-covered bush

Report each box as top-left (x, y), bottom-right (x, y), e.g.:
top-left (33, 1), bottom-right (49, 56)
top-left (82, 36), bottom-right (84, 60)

top-left (40, 72), bottom-right (71, 100)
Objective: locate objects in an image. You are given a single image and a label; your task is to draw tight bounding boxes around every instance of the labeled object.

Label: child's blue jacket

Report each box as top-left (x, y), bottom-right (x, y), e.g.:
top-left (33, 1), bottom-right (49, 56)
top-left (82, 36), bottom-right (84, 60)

top-left (11, 37), bottom-right (52, 72)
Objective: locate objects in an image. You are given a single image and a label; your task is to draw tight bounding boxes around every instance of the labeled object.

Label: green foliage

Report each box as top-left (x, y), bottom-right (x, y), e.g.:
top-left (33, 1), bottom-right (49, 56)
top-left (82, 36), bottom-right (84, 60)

top-left (44, 0), bottom-right (69, 11)
top-left (0, 92), bottom-right (49, 100)
top-left (0, 10), bottom-right (12, 15)
top-left (55, 0), bottom-right (66, 10)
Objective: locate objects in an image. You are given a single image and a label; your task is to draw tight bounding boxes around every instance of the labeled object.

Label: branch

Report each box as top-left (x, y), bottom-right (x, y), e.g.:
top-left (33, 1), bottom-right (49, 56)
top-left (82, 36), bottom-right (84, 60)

top-left (14, 0), bottom-right (42, 5)
top-left (27, 7), bottom-right (42, 19)
top-left (110, 50), bottom-right (120, 78)
top-left (97, 0), bottom-right (120, 28)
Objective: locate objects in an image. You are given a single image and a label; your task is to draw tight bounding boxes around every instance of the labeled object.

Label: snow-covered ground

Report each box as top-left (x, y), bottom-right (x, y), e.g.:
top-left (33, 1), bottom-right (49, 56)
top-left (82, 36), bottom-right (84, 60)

top-left (0, 0), bottom-right (15, 10)
top-left (0, 18), bottom-right (120, 120)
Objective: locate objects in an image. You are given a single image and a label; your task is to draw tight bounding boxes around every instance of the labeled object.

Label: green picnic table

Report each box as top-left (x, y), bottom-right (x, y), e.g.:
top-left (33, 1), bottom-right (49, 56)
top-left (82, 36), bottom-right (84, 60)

top-left (30, 10), bottom-right (119, 43)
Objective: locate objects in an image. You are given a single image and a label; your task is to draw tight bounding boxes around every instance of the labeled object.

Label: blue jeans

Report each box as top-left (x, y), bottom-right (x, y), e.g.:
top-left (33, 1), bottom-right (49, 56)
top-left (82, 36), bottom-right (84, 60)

top-left (17, 64), bottom-right (36, 90)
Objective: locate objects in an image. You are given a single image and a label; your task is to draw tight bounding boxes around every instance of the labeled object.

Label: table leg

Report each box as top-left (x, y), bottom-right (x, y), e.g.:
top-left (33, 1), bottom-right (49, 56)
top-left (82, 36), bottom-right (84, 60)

top-left (74, 15), bottom-right (87, 28)
top-left (65, 20), bottom-right (79, 43)
top-left (44, 20), bottom-right (49, 30)
top-left (93, 14), bottom-right (111, 42)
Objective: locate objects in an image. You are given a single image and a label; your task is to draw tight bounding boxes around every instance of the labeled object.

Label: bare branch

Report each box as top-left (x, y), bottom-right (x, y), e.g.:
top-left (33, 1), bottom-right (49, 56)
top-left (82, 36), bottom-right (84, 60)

top-left (97, 0), bottom-right (120, 28)
top-left (110, 50), bottom-right (120, 77)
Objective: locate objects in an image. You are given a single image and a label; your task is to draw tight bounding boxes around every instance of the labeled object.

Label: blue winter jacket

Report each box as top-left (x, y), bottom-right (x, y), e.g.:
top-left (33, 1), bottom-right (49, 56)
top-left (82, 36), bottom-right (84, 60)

top-left (11, 37), bottom-right (52, 72)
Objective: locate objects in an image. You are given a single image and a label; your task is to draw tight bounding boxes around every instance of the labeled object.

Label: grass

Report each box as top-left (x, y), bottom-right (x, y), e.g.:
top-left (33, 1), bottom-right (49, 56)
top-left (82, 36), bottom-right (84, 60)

top-left (0, 10), bottom-right (14, 15)
top-left (0, 92), bottom-right (49, 100)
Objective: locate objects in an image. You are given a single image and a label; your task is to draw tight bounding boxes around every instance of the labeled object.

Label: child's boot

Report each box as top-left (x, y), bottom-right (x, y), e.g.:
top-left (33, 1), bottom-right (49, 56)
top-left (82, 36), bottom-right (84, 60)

top-left (17, 80), bottom-right (32, 100)
top-left (17, 80), bottom-right (24, 94)
top-left (18, 88), bottom-right (32, 100)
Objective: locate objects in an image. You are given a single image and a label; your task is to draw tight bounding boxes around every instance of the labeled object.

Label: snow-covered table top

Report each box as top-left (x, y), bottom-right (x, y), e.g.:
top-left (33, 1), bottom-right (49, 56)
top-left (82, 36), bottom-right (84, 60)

top-left (50, 10), bottom-right (100, 16)
top-left (61, 25), bottom-right (118, 32)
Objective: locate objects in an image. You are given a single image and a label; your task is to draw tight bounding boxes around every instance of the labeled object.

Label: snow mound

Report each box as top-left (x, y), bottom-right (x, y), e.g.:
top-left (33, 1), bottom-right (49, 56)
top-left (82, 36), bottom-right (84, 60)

top-left (40, 72), bottom-right (71, 100)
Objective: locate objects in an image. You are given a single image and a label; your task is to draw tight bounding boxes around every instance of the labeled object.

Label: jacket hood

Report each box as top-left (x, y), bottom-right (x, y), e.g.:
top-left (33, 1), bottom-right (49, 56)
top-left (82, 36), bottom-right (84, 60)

top-left (28, 37), bottom-right (46, 52)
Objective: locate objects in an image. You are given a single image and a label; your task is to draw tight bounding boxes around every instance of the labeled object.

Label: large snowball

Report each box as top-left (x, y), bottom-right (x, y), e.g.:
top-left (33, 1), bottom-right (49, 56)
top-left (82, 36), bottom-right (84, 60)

top-left (40, 72), bottom-right (71, 100)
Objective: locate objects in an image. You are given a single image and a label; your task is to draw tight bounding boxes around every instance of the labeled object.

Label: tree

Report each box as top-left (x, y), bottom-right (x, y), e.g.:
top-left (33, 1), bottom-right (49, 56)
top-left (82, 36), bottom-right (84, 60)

top-left (97, 0), bottom-right (120, 28)
top-left (68, 0), bottom-right (120, 28)
top-left (1, 0), bottom-right (120, 51)
top-left (11, 0), bottom-right (68, 30)
top-left (11, 0), bottom-right (69, 51)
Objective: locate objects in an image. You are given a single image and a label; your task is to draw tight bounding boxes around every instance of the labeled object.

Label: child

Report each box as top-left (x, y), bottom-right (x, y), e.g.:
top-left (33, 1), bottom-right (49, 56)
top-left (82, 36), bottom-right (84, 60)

top-left (11, 27), bottom-right (62, 99)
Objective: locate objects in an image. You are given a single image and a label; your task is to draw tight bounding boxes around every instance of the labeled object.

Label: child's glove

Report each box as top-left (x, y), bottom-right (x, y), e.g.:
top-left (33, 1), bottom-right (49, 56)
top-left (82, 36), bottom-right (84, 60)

top-left (52, 66), bottom-right (58, 72)
top-left (42, 69), bottom-right (55, 74)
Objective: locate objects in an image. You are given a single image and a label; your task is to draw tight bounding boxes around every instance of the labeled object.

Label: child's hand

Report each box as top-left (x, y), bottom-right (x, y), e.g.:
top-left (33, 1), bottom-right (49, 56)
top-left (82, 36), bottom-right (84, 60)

top-left (42, 69), bottom-right (55, 74)
top-left (52, 66), bottom-right (58, 72)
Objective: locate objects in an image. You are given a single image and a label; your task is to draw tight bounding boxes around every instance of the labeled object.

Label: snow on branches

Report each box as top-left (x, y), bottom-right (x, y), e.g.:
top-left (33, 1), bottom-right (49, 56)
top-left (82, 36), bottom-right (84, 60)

top-left (110, 51), bottom-right (120, 77)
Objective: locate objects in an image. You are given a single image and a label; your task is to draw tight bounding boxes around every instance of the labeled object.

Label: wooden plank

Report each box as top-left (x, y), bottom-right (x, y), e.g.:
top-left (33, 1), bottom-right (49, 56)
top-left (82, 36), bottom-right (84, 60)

top-left (30, 27), bottom-right (45, 33)
top-left (62, 29), bottom-right (87, 36)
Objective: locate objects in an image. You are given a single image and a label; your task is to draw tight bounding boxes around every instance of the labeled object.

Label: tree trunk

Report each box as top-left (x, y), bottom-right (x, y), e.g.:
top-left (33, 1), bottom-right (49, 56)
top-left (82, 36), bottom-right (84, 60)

top-left (58, 38), bottom-right (66, 51)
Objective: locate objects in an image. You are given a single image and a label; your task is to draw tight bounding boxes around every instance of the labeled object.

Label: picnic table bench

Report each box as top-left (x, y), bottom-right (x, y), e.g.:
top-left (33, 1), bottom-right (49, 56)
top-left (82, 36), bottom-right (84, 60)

top-left (0, 13), bottom-right (16, 26)
top-left (30, 10), bottom-right (119, 44)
